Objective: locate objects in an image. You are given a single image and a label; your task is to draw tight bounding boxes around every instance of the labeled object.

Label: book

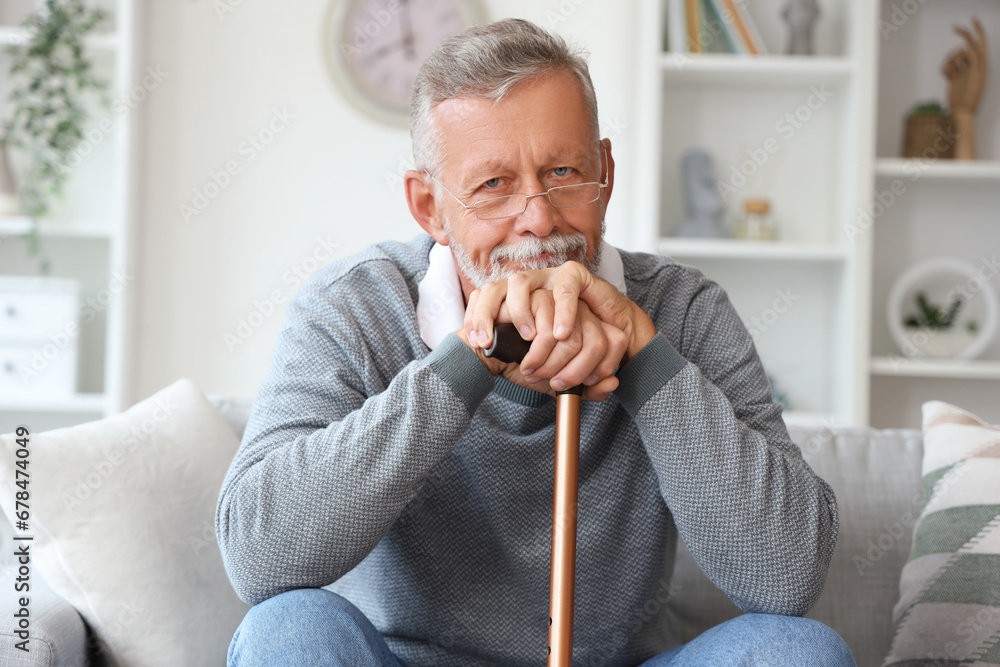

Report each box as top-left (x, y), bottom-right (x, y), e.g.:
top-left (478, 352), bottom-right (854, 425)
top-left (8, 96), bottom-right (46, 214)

top-left (700, 0), bottom-right (739, 53)
top-left (709, 0), bottom-right (768, 55)
top-left (666, 0), bottom-right (686, 53)
top-left (685, 0), bottom-right (704, 53)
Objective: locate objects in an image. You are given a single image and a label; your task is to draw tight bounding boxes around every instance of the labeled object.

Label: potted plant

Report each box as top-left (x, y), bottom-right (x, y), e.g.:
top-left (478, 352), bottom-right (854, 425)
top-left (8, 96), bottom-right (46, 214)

top-left (902, 101), bottom-right (955, 160)
top-left (1, 0), bottom-right (109, 274)
top-left (903, 291), bottom-right (979, 358)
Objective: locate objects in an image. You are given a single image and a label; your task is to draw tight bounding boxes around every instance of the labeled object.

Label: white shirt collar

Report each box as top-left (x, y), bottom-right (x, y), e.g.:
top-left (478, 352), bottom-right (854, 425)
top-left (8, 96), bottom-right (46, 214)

top-left (417, 241), bottom-right (627, 351)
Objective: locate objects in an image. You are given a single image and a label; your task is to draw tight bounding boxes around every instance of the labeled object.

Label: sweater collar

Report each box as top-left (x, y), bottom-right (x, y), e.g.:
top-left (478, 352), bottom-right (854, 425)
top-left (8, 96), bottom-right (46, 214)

top-left (416, 240), bottom-right (627, 351)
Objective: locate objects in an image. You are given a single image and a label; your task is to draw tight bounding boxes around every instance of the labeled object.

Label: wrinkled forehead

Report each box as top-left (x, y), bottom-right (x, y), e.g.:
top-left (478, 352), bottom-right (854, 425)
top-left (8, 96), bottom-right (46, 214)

top-left (430, 72), bottom-right (597, 178)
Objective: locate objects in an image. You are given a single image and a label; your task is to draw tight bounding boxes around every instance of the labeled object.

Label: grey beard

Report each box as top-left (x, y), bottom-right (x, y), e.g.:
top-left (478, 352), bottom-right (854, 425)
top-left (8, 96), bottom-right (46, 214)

top-left (445, 218), bottom-right (606, 289)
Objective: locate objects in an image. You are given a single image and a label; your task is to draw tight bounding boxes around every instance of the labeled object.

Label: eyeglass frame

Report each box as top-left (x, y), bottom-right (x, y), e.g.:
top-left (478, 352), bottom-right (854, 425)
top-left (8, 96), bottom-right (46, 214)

top-left (423, 142), bottom-right (610, 221)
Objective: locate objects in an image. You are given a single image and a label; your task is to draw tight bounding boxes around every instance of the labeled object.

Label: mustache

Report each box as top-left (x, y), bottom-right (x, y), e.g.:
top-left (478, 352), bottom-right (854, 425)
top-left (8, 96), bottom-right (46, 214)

top-left (489, 233), bottom-right (589, 265)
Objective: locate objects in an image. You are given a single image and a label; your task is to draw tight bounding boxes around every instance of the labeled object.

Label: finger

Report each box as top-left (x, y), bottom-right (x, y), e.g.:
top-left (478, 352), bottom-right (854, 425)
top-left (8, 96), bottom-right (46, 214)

top-left (519, 290), bottom-right (556, 377)
top-left (550, 264), bottom-right (584, 340)
top-left (464, 289), bottom-right (481, 347)
top-left (974, 18), bottom-right (988, 58)
top-left (471, 280), bottom-right (508, 348)
top-left (954, 27), bottom-right (981, 66)
top-left (486, 261), bottom-right (634, 341)
top-left (953, 52), bottom-right (970, 74)
top-left (505, 272), bottom-right (537, 341)
top-left (529, 304), bottom-right (589, 383)
top-left (549, 311), bottom-right (608, 391)
top-left (488, 263), bottom-right (588, 340)
top-left (581, 375), bottom-right (619, 403)
top-left (942, 49), bottom-right (964, 76)
top-left (584, 321), bottom-right (629, 385)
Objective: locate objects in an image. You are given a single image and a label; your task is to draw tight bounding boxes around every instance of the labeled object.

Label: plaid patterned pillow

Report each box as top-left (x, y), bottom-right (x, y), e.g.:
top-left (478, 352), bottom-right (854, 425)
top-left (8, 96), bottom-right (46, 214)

top-left (884, 401), bottom-right (1000, 667)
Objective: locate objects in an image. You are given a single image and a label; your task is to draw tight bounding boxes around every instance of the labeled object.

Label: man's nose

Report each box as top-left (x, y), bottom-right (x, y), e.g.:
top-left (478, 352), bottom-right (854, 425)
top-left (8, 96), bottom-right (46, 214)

top-left (514, 190), bottom-right (560, 236)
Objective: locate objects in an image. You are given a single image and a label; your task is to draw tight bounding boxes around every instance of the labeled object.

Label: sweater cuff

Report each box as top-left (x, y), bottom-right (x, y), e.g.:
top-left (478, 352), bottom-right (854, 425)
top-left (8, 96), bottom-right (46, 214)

top-left (613, 332), bottom-right (688, 417)
top-left (425, 333), bottom-right (496, 415)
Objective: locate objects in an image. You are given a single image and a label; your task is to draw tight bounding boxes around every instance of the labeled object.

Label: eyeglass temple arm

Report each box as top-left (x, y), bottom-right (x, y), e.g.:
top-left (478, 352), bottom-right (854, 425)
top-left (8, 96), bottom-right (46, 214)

top-left (424, 172), bottom-right (474, 211)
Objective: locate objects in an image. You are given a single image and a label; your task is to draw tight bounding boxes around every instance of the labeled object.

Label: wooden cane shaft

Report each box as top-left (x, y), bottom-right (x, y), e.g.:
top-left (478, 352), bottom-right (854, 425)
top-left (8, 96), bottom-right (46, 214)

top-left (548, 391), bottom-right (581, 667)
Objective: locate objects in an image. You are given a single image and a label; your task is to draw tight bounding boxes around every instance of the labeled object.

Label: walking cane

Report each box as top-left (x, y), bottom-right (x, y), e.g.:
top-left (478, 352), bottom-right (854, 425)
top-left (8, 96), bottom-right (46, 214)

top-left (485, 322), bottom-right (580, 667)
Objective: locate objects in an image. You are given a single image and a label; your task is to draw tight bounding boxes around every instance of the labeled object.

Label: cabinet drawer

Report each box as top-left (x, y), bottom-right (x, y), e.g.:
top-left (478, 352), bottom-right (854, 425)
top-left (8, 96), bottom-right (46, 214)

top-left (0, 342), bottom-right (78, 396)
top-left (0, 278), bottom-right (80, 340)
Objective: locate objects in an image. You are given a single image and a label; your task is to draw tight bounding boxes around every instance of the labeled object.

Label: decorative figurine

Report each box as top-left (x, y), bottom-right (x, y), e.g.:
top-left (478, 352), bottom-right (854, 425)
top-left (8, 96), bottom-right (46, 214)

top-left (781, 0), bottom-right (821, 56)
top-left (943, 17), bottom-right (988, 160)
top-left (673, 149), bottom-right (729, 239)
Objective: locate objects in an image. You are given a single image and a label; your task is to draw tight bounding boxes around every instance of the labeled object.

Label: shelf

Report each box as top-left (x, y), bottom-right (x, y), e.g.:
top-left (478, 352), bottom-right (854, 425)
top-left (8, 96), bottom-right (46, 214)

top-left (660, 53), bottom-right (855, 85)
top-left (875, 159), bottom-right (1000, 182)
top-left (783, 411), bottom-right (844, 428)
top-left (0, 27), bottom-right (118, 50)
top-left (657, 238), bottom-right (850, 261)
top-left (0, 392), bottom-right (108, 413)
top-left (870, 357), bottom-right (1000, 380)
top-left (0, 216), bottom-right (113, 239)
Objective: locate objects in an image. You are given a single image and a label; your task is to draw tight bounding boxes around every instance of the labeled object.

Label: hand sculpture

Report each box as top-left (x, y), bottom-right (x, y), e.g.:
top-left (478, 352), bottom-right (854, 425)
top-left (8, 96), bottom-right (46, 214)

top-left (942, 18), bottom-right (988, 160)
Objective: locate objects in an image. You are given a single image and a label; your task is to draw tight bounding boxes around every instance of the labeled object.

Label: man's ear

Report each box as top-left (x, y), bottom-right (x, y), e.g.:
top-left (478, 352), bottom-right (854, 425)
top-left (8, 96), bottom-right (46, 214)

top-left (601, 138), bottom-right (616, 209)
top-left (405, 170), bottom-right (449, 246)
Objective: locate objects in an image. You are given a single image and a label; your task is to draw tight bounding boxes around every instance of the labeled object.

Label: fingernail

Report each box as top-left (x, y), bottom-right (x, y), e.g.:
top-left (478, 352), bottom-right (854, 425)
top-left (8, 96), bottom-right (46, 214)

top-left (551, 379), bottom-right (566, 391)
top-left (521, 368), bottom-right (535, 377)
top-left (519, 325), bottom-right (532, 339)
top-left (477, 330), bottom-right (490, 346)
top-left (555, 325), bottom-right (568, 338)
top-left (585, 375), bottom-right (598, 386)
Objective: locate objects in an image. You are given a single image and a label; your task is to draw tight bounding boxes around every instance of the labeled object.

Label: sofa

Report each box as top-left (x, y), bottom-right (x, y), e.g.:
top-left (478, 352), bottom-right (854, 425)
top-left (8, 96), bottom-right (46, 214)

top-left (0, 379), bottom-right (995, 667)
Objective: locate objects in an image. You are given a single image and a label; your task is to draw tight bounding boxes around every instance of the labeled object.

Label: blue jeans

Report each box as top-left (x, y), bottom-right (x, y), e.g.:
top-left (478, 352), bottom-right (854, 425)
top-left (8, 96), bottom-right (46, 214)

top-left (228, 588), bottom-right (856, 667)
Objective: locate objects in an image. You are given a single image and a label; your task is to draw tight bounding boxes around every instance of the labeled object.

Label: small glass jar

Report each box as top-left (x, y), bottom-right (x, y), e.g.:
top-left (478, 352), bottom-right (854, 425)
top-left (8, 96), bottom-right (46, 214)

top-left (734, 198), bottom-right (778, 241)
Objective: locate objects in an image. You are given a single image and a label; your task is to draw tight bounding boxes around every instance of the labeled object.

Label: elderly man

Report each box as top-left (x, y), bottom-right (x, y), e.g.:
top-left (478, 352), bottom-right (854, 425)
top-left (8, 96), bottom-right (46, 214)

top-left (218, 18), bottom-right (854, 667)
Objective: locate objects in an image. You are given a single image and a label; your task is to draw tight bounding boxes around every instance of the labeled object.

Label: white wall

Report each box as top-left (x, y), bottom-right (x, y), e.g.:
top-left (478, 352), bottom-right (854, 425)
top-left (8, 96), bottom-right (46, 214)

top-left (131, 1), bottom-right (640, 403)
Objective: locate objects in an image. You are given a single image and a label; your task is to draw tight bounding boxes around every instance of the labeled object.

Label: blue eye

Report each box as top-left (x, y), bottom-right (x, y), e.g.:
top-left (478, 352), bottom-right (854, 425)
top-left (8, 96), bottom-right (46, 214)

top-left (484, 177), bottom-right (501, 188)
top-left (553, 167), bottom-right (570, 177)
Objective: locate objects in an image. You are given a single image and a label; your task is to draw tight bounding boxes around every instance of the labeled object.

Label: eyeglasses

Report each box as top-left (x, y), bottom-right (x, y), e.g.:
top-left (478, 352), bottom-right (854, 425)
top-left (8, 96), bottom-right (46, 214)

top-left (424, 144), bottom-right (609, 221)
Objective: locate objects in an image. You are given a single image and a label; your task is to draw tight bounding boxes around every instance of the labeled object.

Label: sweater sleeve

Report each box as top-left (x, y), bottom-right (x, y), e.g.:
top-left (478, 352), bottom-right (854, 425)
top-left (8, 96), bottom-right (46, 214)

top-left (613, 278), bottom-right (838, 617)
top-left (215, 269), bottom-right (495, 606)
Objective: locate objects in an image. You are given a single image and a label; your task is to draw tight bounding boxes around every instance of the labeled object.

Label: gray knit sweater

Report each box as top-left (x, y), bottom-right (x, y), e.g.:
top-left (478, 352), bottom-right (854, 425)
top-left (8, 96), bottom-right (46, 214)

top-left (216, 233), bottom-right (838, 667)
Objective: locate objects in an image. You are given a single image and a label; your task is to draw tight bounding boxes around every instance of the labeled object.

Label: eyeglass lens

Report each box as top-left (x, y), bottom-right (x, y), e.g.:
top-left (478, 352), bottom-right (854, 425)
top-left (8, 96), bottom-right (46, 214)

top-left (474, 183), bottom-right (601, 220)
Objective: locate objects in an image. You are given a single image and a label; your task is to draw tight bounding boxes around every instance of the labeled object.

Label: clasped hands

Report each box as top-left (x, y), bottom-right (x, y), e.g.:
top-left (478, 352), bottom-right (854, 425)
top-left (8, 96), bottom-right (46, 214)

top-left (455, 261), bottom-right (657, 402)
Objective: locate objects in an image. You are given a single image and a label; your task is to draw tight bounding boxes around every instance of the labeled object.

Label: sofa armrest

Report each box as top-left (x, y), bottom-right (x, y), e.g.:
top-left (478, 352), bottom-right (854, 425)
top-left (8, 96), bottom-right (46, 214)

top-left (0, 563), bottom-right (88, 667)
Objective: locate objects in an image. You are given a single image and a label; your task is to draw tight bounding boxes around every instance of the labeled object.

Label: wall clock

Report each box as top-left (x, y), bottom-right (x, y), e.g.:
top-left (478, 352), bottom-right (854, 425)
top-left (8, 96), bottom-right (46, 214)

top-left (324, 0), bottom-right (489, 126)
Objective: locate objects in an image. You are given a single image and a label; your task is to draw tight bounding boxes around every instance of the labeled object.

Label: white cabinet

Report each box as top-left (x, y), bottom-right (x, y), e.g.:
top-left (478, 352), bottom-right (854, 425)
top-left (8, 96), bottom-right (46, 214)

top-left (0, 277), bottom-right (80, 397)
top-left (634, 0), bottom-right (877, 427)
top-left (0, 0), bottom-right (135, 432)
top-left (868, 0), bottom-right (1000, 428)
top-left (634, 0), bottom-right (999, 428)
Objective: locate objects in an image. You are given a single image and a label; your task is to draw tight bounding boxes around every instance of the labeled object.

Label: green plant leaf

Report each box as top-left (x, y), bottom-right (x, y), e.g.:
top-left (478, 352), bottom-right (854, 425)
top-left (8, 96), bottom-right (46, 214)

top-left (1, 0), bottom-right (109, 274)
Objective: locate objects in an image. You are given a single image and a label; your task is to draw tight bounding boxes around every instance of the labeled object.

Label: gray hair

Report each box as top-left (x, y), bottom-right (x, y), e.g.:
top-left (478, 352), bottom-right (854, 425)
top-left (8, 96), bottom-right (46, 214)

top-left (409, 18), bottom-right (600, 175)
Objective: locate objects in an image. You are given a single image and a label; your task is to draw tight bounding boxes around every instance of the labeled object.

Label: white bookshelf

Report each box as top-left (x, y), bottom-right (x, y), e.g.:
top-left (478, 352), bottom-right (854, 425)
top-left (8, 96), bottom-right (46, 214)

top-left (634, 0), bottom-right (876, 427)
top-left (868, 0), bottom-right (1000, 427)
top-left (0, 25), bottom-right (119, 50)
top-left (0, 392), bottom-right (109, 414)
top-left (0, 215), bottom-right (115, 239)
top-left (871, 357), bottom-right (1000, 381)
top-left (0, 0), bottom-right (135, 433)
top-left (875, 158), bottom-right (1000, 181)
top-left (659, 52), bottom-right (856, 84)
top-left (656, 238), bottom-right (850, 262)
top-left (635, 0), bottom-right (1000, 428)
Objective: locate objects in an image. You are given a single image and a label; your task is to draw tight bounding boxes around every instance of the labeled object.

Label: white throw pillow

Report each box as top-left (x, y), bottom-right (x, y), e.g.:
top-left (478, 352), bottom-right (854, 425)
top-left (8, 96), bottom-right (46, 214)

top-left (0, 379), bottom-right (250, 667)
top-left (883, 401), bottom-right (1000, 666)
